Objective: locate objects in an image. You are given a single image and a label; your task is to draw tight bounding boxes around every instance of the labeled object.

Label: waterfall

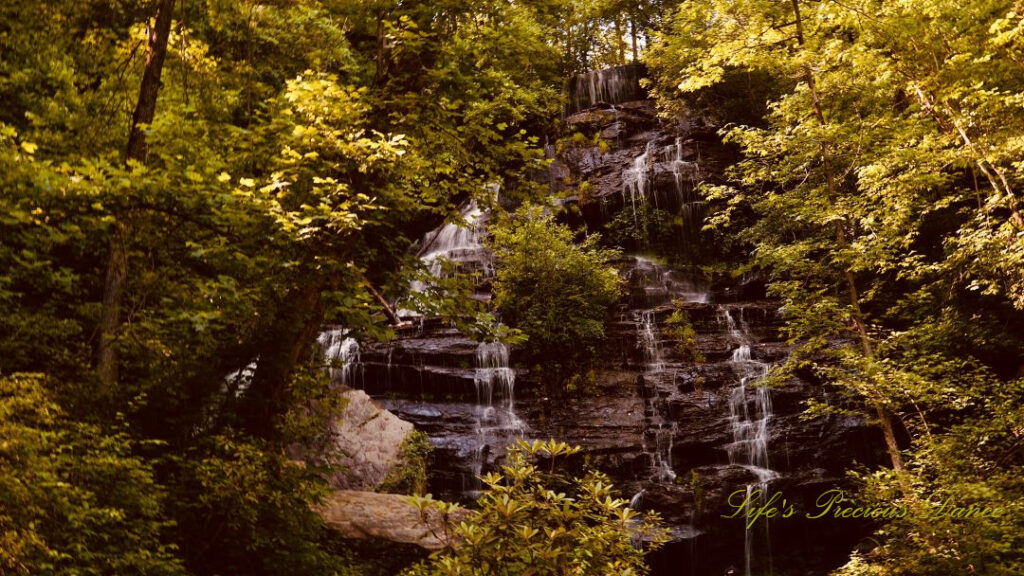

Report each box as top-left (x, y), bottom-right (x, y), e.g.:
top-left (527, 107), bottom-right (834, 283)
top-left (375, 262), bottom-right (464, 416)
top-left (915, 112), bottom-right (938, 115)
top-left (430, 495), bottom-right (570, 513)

top-left (630, 255), bottom-right (709, 306)
top-left (565, 64), bottom-right (645, 115)
top-left (473, 341), bottom-right (516, 409)
top-left (719, 306), bottom-right (776, 576)
top-left (636, 310), bottom-right (677, 483)
top-left (620, 140), bottom-right (704, 237)
top-left (623, 142), bottom-right (654, 226)
top-left (468, 341), bottom-right (525, 490)
top-left (416, 200), bottom-right (493, 281)
top-left (319, 328), bottom-right (361, 387)
top-left (629, 489), bottom-right (646, 510)
top-left (401, 195), bottom-right (498, 318)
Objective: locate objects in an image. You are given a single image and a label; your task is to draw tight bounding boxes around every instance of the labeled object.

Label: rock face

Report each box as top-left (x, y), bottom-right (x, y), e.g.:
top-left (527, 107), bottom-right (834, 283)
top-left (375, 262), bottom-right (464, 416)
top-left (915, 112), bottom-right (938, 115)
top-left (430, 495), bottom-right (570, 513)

top-left (318, 490), bottom-right (465, 550)
top-left (330, 386), bottom-right (416, 490)
top-left (550, 92), bottom-right (737, 243)
top-left (333, 72), bottom-right (884, 575)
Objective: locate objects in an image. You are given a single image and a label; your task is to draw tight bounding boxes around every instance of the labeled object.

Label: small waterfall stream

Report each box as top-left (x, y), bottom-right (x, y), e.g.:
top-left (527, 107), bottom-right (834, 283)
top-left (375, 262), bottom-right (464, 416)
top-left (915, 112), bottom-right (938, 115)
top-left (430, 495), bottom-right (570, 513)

top-left (468, 341), bottom-right (525, 491)
top-left (565, 64), bottom-right (645, 115)
top-left (409, 200), bottom-right (494, 299)
top-left (719, 306), bottom-right (776, 576)
top-left (636, 310), bottom-right (677, 483)
top-left (319, 328), bottom-right (361, 387)
top-left (620, 139), bottom-right (704, 235)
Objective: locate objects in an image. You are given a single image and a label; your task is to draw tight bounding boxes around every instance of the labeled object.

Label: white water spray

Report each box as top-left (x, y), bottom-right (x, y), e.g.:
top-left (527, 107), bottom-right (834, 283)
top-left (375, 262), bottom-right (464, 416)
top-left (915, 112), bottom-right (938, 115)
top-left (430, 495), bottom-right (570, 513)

top-left (319, 328), bottom-right (361, 387)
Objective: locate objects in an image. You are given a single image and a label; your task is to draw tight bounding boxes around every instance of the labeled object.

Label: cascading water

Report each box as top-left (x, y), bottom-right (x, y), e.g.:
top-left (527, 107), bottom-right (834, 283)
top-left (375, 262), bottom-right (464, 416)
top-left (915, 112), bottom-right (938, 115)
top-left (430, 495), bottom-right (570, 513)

top-left (565, 64), bottom-right (645, 115)
top-left (401, 191), bottom-right (501, 318)
top-left (415, 200), bottom-right (493, 285)
top-left (636, 310), bottom-right (677, 483)
top-left (630, 255), bottom-right (709, 306)
top-left (629, 489), bottom-right (646, 510)
top-left (626, 255), bottom-right (710, 485)
top-left (468, 341), bottom-right (525, 490)
top-left (623, 141), bottom-right (654, 220)
top-left (620, 139), bottom-right (704, 237)
top-left (719, 306), bottom-right (776, 576)
top-left (319, 328), bottom-right (361, 387)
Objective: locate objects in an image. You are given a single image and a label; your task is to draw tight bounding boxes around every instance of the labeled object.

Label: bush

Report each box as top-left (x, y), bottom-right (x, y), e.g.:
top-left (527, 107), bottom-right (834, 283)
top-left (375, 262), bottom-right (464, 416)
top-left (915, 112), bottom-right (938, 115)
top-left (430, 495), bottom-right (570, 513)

top-left (405, 440), bottom-right (668, 576)
top-left (490, 205), bottom-right (621, 386)
top-left (380, 430), bottom-right (433, 496)
top-left (0, 374), bottom-right (184, 576)
top-left (664, 303), bottom-right (704, 363)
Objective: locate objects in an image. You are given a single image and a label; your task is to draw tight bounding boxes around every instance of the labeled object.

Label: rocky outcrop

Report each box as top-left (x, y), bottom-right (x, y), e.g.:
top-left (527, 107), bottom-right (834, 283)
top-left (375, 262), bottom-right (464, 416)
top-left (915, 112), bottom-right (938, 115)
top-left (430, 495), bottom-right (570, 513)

top-left (330, 388), bottom-right (415, 490)
top-left (319, 490), bottom-right (466, 550)
top-left (551, 96), bottom-right (737, 240)
top-left (334, 74), bottom-right (883, 576)
top-left (366, 258), bottom-right (883, 575)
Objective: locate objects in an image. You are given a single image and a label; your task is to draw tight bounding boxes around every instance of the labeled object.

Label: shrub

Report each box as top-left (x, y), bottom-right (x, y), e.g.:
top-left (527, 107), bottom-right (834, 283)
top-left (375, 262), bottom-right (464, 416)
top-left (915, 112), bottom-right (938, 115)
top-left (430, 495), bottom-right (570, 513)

top-left (0, 374), bottom-right (184, 576)
top-left (406, 440), bottom-right (668, 576)
top-left (664, 303), bottom-right (704, 363)
top-left (380, 430), bottom-right (433, 496)
top-left (490, 205), bottom-right (621, 387)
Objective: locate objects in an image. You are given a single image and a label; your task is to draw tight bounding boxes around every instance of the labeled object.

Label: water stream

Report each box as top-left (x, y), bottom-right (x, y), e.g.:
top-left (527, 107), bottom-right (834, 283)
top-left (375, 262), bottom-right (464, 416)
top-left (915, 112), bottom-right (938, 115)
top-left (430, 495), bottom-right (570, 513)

top-left (621, 139), bottom-right (704, 235)
top-left (318, 328), bottom-right (361, 387)
top-left (719, 306), bottom-right (776, 576)
top-left (636, 310), bottom-right (677, 483)
top-left (468, 341), bottom-right (525, 490)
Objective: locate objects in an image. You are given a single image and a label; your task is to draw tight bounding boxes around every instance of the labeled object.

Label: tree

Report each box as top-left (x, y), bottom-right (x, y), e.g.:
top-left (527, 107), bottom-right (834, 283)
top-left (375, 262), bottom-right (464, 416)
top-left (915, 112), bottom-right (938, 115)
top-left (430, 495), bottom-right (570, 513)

top-left (647, 0), bottom-right (1024, 573)
top-left (0, 0), bottom-right (572, 573)
top-left (97, 0), bottom-right (175, 390)
top-left (490, 205), bottom-right (622, 388)
top-left (406, 440), bottom-right (668, 576)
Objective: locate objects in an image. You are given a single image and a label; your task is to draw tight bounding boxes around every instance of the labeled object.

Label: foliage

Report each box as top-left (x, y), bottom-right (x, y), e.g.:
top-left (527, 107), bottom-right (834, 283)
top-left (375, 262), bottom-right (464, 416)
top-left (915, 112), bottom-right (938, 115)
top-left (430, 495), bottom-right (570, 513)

top-left (648, 0), bottom-right (1024, 573)
top-left (0, 374), bottom-right (183, 576)
top-left (406, 440), bottom-right (668, 576)
top-left (605, 204), bottom-right (679, 253)
top-left (380, 430), bottom-right (433, 496)
top-left (835, 377), bottom-right (1024, 576)
top-left (164, 434), bottom-right (345, 576)
top-left (490, 205), bottom-right (622, 387)
top-left (0, 0), bottom-right (573, 573)
top-left (663, 303), bottom-right (703, 363)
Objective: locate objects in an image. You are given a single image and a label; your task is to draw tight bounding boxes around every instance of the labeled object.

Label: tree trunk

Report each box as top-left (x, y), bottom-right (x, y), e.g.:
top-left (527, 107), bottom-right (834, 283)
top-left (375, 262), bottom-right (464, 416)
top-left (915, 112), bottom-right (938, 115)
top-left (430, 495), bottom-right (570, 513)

top-left (96, 0), bottom-right (175, 388)
top-left (364, 278), bottom-right (402, 326)
top-left (126, 0), bottom-right (175, 163)
top-left (614, 17), bottom-right (625, 65)
top-left (243, 278), bottom-right (327, 439)
top-left (629, 16), bottom-right (638, 62)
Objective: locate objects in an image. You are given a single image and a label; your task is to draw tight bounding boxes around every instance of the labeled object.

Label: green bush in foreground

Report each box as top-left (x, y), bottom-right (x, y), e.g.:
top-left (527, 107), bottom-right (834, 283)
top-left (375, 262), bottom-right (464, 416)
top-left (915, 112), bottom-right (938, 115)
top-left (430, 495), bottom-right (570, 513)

top-left (406, 440), bottom-right (667, 576)
top-left (0, 374), bottom-right (183, 576)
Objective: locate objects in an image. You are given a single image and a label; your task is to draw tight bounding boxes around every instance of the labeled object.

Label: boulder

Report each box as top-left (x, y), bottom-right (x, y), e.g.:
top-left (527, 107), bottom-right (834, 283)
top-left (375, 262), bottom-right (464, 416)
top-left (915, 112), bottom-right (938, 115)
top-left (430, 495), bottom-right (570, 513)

top-left (318, 490), bottom-right (466, 550)
top-left (331, 389), bottom-right (415, 490)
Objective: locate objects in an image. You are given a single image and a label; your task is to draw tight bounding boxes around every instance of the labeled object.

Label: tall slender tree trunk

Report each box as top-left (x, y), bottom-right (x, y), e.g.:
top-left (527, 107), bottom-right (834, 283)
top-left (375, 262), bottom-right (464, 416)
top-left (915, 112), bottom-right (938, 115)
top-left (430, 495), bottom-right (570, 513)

top-left (629, 16), bottom-right (638, 62)
top-left (789, 0), bottom-right (904, 472)
top-left (96, 0), bottom-right (175, 389)
top-left (614, 17), bottom-right (625, 65)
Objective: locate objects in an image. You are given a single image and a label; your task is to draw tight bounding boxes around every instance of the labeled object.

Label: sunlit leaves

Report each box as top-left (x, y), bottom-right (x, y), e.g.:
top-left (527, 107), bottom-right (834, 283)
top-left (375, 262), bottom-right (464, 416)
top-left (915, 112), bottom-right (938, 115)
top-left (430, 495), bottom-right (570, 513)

top-left (406, 441), bottom-right (666, 576)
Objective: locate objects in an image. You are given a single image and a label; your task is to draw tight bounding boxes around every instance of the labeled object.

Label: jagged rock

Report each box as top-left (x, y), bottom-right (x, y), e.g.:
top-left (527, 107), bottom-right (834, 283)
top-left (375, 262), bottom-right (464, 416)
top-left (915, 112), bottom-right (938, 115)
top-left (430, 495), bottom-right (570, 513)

top-left (331, 389), bottom-right (415, 490)
top-left (318, 490), bottom-right (466, 550)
